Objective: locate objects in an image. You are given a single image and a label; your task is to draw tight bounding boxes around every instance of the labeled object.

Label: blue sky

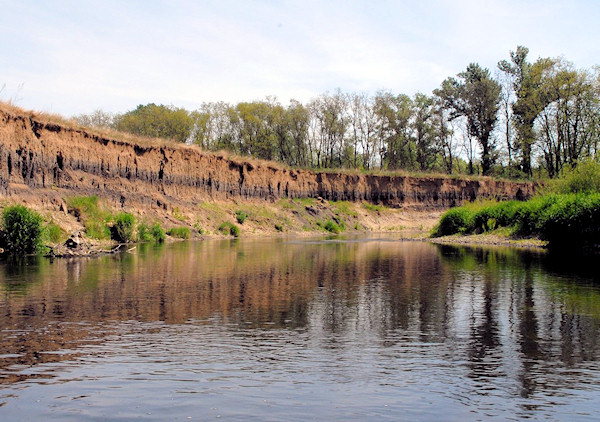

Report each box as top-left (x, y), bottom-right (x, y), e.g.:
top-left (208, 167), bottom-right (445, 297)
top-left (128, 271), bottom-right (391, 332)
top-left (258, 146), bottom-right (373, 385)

top-left (1, 0), bottom-right (599, 116)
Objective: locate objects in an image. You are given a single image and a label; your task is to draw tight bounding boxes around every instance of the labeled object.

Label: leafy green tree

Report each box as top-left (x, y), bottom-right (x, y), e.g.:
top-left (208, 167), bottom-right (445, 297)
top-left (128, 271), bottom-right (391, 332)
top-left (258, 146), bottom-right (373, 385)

top-left (412, 93), bottom-right (437, 171)
top-left (538, 63), bottom-right (600, 176)
top-left (431, 96), bottom-right (456, 174)
top-left (436, 63), bottom-right (502, 175)
top-left (189, 108), bottom-right (213, 149)
top-left (112, 212), bottom-right (135, 243)
top-left (498, 46), bottom-right (556, 176)
top-left (236, 101), bottom-right (278, 160)
top-left (307, 91), bottom-right (348, 168)
top-left (284, 100), bottom-right (310, 167)
top-left (373, 92), bottom-right (414, 170)
top-left (115, 103), bottom-right (193, 143)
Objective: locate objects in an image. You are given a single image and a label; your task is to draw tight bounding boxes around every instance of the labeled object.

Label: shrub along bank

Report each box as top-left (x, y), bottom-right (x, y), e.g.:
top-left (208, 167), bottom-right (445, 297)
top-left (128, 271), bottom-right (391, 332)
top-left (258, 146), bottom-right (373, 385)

top-left (433, 160), bottom-right (600, 250)
top-left (432, 193), bottom-right (600, 250)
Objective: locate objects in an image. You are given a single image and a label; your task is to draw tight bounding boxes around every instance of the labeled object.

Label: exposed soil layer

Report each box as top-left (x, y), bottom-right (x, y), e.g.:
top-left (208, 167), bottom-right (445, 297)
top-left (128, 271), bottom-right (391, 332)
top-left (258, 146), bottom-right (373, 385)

top-left (0, 107), bottom-right (536, 217)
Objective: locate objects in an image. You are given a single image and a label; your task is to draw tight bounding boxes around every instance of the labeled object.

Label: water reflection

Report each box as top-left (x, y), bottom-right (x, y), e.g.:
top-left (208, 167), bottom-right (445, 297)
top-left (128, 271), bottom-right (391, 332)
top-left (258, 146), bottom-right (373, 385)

top-left (0, 238), bottom-right (599, 420)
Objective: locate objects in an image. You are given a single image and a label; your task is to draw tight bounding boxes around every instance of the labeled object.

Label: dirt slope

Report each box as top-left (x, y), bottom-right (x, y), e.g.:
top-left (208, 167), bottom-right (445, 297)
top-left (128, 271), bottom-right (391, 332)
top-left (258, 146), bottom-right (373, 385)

top-left (0, 107), bottom-right (535, 221)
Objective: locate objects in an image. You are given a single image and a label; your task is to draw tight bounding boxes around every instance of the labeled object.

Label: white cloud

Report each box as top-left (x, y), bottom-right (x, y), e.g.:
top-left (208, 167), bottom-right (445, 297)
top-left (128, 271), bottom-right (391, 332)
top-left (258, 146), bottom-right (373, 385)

top-left (1, 0), bottom-right (599, 115)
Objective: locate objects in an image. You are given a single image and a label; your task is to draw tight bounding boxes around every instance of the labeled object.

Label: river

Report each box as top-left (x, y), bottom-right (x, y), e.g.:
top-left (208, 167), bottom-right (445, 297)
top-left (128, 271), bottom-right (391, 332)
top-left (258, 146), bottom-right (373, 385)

top-left (0, 237), bottom-right (599, 421)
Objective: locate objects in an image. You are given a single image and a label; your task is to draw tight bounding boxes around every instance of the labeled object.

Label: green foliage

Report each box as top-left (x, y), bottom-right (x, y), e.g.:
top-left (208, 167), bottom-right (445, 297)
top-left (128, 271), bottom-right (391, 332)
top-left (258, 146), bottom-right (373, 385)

top-left (433, 192), bottom-right (600, 250)
top-left (66, 195), bottom-right (101, 218)
top-left (193, 222), bottom-right (206, 235)
top-left (115, 103), bottom-right (193, 143)
top-left (235, 210), bottom-right (248, 224)
top-left (275, 223), bottom-right (284, 232)
top-left (150, 223), bottom-right (166, 242)
top-left (277, 199), bottom-right (296, 210)
top-left (111, 212), bottom-right (135, 243)
top-left (85, 220), bottom-right (111, 240)
top-left (513, 195), bottom-right (558, 235)
top-left (293, 198), bottom-right (316, 206)
top-left (550, 160), bottom-right (600, 194)
top-left (137, 222), bottom-right (153, 242)
top-left (323, 220), bottom-right (342, 234)
top-left (537, 193), bottom-right (600, 247)
top-left (66, 195), bottom-right (111, 239)
top-left (435, 63), bottom-right (501, 175)
top-left (363, 203), bottom-right (386, 212)
top-left (218, 222), bottom-right (240, 237)
top-left (167, 226), bottom-right (191, 239)
top-left (432, 207), bottom-right (474, 236)
top-left (332, 201), bottom-right (358, 217)
top-left (43, 221), bottom-right (66, 243)
top-left (498, 46), bottom-right (556, 176)
top-left (1, 205), bottom-right (43, 254)
top-left (472, 201), bottom-right (521, 232)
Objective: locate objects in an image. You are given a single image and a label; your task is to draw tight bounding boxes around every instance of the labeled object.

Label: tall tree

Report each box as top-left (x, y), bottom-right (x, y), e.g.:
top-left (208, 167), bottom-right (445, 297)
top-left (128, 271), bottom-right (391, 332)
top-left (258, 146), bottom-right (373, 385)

top-left (498, 46), bottom-right (555, 176)
top-left (348, 92), bottom-right (377, 169)
top-left (538, 63), bottom-right (600, 177)
top-left (285, 100), bottom-right (310, 167)
top-left (435, 63), bottom-right (502, 175)
top-left (412, 93), bottom-right (437, 171)
top-left (431, 97), bottom-right (456, 174)
top-left (373, 92), bottom-right (414, 170)
top-left (308, 92), bottom-right (348, 168)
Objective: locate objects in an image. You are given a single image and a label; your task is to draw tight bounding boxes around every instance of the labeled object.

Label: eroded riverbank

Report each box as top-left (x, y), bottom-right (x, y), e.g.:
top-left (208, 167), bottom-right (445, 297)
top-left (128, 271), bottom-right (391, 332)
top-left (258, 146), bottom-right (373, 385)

top-left (0, 102), bottom-right (534, 242)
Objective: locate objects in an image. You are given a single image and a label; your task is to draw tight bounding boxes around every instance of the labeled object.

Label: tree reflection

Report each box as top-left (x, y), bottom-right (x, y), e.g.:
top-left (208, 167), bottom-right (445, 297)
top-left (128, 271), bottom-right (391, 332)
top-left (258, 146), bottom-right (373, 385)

top-left (0, 239), bottom-right (599, 403)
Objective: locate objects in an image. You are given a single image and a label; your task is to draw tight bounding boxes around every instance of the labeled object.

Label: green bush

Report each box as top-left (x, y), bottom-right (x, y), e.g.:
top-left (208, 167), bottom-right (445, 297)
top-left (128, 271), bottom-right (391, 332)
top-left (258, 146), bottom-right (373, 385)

top-left (513, 195), bottom-right (558, 236)
top-left (66, 195), bottom-right (111, 239)
top-left (137, 222), bottom-right (152, 242)
top-left (235, 210), bottom-right (248, 224)
top-left (323, 220), bottom-right (342, 234)
top-left (167, 226), bottom-right (191, 239)
top-left (43, 221), bottom-right (66, 244)
top-left (111, 212), bottom-right (135, 243)
top-left (66, 195), bottom-right (101, 218)
top-left (1, 205), bottom-right (43, 254)
top-left (432, 207), bottom-right (474, 237)
top-left (551, 160), bottom-right (600, 194)
top-left (85, 220), bottom-right (111, 239)
top-left (150, 222), bottom-right (166, 242)
top-left (472, 201), bottom-right (521, 232)
top-left (218, 222), bottom-right (240, 237)
top-left (538, 193), bottom-right (600, 247)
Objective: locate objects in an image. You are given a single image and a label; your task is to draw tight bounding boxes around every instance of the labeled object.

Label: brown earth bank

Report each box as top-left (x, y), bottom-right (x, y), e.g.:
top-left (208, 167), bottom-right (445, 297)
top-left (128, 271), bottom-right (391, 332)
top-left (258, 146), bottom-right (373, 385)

top-left (0, 104), bottom-right (536, 240)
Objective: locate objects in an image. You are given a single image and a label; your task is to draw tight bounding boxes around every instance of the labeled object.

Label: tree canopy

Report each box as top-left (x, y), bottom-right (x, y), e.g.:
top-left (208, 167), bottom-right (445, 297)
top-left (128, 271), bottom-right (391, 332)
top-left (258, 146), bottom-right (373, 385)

top-left (75, 47), bottom-right (600, 179)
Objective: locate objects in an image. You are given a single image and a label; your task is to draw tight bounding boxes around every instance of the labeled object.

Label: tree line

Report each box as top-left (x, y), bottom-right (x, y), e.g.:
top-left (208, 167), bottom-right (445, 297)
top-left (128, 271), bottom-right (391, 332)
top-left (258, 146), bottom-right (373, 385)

top-left (76, 46), bottom-right (600, 178)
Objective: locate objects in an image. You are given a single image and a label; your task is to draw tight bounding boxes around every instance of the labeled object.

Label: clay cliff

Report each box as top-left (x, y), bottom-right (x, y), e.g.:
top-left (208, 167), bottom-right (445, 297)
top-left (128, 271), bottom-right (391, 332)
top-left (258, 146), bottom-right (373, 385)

top-left (0, 105), bottom-right (535, 214)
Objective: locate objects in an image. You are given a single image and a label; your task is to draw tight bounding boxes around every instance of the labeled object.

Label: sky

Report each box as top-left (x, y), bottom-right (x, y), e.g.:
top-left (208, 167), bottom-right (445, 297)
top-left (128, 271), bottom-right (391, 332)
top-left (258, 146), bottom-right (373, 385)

top-left (1, 0), bottom-right (599, 117)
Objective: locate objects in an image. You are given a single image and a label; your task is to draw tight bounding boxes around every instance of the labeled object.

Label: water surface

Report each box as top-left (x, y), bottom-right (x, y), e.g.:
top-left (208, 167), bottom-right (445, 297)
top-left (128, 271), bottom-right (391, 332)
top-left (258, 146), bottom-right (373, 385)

top-left (0, 238), bottom-right (599, 420)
